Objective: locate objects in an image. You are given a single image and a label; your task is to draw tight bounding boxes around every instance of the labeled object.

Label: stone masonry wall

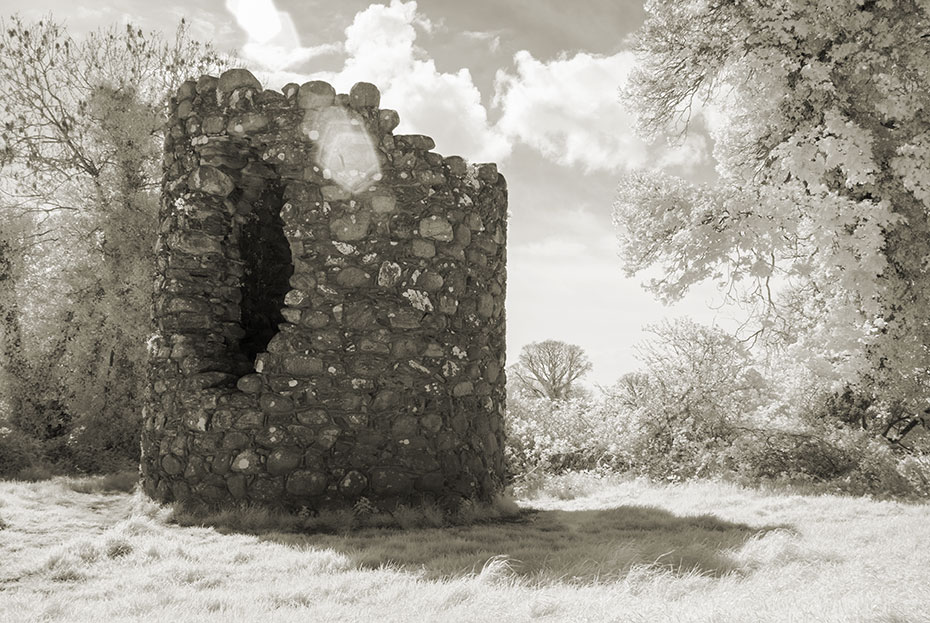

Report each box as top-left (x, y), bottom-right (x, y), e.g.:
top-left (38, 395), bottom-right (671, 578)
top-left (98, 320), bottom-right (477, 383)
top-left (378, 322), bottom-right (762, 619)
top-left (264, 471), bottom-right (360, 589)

top-left (140, 68), bottom-right (508, 512)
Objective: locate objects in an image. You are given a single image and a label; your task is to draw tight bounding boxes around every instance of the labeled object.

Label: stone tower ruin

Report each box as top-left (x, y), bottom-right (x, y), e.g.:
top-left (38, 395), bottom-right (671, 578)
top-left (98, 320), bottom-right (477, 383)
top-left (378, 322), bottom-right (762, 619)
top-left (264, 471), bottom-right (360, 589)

top-left (140, 68), bottom-right (507, 512)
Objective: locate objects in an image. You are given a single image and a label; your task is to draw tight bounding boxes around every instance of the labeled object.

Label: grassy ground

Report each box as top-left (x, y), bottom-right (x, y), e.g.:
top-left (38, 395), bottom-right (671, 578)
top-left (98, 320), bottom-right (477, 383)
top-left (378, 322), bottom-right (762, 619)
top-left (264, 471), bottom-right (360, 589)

top-left (1, 472), bottom-right (928, 622)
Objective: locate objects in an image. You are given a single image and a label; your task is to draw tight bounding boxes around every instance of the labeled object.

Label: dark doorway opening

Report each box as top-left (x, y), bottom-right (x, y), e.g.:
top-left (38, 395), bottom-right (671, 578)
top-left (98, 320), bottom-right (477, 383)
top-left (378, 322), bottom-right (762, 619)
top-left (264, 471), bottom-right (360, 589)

top-left (238, 180), bottom-right (293, 362)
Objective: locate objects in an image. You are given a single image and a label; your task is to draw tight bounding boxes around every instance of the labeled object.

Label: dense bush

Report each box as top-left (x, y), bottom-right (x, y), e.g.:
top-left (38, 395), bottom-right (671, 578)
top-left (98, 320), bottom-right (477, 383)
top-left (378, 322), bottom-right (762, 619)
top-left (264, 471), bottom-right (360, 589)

top-left (47, 417), bottom-right (140, 474)
top-left (504, 390), bottom-right (930, 498)
top-left (0, 426), bottom-right (40, 477)
top-left (0, 408), bottom-right (137, 477)
top-left (504, 395), bottom-right (629, 476)
top-left (504, 341), bottom-right (930, 499)
top-left (605, 320), bottom-right (768, 480)
top-left (723, 425), bottom-right (930, 498)
top-left (0, 17), bottom-right (226, 479)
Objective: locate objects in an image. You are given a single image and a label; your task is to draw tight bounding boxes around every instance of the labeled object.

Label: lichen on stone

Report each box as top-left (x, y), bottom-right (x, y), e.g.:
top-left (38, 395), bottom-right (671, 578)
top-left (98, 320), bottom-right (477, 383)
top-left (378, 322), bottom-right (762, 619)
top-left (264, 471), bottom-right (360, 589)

top-left (402, 288), bottom-right (433, 312)
top-left (143, 68), bottom-right (508, 515)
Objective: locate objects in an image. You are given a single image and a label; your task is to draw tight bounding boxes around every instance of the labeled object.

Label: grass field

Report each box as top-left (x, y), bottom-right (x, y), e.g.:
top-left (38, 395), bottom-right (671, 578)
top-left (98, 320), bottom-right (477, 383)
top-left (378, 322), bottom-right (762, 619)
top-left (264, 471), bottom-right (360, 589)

top-left (1, 472), bottom-right (928, 622)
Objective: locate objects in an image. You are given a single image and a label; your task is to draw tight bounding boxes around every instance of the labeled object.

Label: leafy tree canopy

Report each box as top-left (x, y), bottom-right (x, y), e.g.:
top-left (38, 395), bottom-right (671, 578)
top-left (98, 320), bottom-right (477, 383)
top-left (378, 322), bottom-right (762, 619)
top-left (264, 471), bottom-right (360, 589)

top-left (614, 0), bottom-right (930, 424)
top-left (0, 14), bottom-right (227, 471)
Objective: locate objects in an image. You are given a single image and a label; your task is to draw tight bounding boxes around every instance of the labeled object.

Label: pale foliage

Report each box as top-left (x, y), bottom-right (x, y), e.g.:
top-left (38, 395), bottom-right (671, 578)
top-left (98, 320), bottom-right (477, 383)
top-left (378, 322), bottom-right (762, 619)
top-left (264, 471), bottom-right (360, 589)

top-left (614, 0), bottom-right (930, 425)
top-left (610, 319), bottom-right (768, 478)
top-left (506, 321), bottom-right (767, 479)
top-left (0, 15), bottom-right (227, 469)
top-left (505, 395), bottom-right (626, 474)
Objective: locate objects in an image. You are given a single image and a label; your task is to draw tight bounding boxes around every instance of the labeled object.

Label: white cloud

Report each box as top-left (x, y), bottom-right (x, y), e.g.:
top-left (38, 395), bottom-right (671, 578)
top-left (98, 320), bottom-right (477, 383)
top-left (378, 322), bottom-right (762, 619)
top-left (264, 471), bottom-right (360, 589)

top-left (224, 0), bottom-right (507, 162)
top-left (318, 0), bottom-right (509, 163)
top-left (493, 50), bottom-right (709, 174)
top-left (461, 30), bottom-right (501, 53)
top-left (222, 1), bottom-right (707, 171)
top-left (224, 0), bottom-right (339, 75)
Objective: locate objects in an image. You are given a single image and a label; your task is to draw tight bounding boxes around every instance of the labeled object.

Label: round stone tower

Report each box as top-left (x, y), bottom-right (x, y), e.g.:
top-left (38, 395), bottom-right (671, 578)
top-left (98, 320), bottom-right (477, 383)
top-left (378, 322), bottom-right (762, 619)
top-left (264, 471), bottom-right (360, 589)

top-left (141, 68), bottom-right (508, 512)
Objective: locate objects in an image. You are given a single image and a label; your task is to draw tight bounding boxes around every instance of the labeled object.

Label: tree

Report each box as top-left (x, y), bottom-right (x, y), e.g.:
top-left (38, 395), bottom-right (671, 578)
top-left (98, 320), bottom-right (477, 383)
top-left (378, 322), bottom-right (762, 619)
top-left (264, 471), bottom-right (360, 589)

top-left (511, 340), bottom-right (592, 401)
top-left (0, 217), bottom-right (28, 424)
top-left (609, 318), bottom-right (767, 478)
top-left (0, 15), bottom-right (227, 470)
top-left (614, 0), bottom-right (930, 438)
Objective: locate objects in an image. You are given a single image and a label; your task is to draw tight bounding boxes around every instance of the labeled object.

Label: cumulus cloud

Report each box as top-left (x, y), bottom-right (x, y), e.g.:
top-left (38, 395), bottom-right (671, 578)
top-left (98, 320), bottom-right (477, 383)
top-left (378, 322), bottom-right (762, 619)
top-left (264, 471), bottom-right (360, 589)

top-left (493, 50), bottom-right (709, 173)
top-left (318, 0), bottom-right (509, 163)
top-left (222, 0), bottom-right (706, 172)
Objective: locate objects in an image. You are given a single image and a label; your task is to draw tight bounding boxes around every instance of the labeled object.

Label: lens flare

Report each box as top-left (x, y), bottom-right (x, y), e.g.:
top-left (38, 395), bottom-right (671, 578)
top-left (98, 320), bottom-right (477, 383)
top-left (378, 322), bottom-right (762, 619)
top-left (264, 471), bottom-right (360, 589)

top-left (225, 0), bottom-right (283, 44)
top-left (301, 106), bottom-right (382, 193)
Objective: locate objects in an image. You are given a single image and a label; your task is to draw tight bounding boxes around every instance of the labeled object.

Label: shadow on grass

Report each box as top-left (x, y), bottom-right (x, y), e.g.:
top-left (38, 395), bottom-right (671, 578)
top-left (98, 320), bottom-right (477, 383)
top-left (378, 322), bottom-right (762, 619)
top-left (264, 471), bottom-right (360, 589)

top-left (258, 505), bottom-right (790, 583)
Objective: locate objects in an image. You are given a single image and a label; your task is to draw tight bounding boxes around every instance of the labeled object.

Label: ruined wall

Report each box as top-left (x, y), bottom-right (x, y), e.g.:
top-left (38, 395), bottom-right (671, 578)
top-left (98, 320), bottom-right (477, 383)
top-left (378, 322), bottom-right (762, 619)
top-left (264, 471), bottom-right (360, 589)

top-left (141, 68), bottom-right (508, 512)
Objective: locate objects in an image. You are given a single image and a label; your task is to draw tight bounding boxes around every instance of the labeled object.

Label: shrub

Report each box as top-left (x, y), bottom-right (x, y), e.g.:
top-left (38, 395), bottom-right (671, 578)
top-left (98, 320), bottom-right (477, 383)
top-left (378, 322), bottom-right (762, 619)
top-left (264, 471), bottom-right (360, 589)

top-left (724, 425), bottom-right (924, 497)
top-left (606, 319), bottom-right (769, 480)
top-left (724, 428), bottom-right (853, 483)
top-left (504, 395), bottom-right (628, 477)
top-left (49, 413), bottom-right (140, 474)
top-left (0, 426), bottom-right (40, 477)
top-left (897, 455), bottom-right (930, 496)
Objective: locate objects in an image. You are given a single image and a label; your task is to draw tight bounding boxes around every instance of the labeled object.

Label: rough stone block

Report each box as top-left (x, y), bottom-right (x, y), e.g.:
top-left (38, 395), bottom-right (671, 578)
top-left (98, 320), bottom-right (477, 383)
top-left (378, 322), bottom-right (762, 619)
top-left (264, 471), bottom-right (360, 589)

top-left (161, 454), bottom-right (184, 476)
top-left (419, 216), bottom-right (454, 241)
top-left (377, 261), bottom-right (402, 287)
top-left (335, 267), bottom-right (371, 287)
top-left (410, 239), bottom-right (436, 258)
top-left (267, 447), bottom-right (303, 475)
top-left (236, 374), bottom-right (263, 393)
top-left (370, 468), bottom-right (413, 495)
top-left (218, 68), bottom-right (262, 94)
top-left (196, 75), bottom-right (217, 93)
top-left (230, 449), bottom-right (262, 473)
top-left (188, 166), bottom-right (236, 196)
top-left (226, 474), bottom-right (247, 499)
top-left (286, 470), bottom-right (328, 496)
top-left (398, 134), bottom-right (436, 151)
top-left (202, 116), bottom-right (227, 134)
top-left (444, 156), bottom-right (468, 177)
top-left (339, 470), bottom-right (368, 497)
top-left (298, 81), bottom-right (336, 109)
top-left (259, 394), bottom-right (295, 414)
top-left (177, 80), bottom-right (197, 101)
top-left (330, 211), bottom-right (372, 241)
top-left (417, 271), bottom-right (444, 292)
top-left (371, 195), bottom-right (396, 214)
top-left (379, 109), bottom-right (400, 132)
top-left (283, 355), bottom-right (324, 376)
top-left (227, 113), bottom-right (270, 136)
top-left (349, 82), bottom-right (381, 108)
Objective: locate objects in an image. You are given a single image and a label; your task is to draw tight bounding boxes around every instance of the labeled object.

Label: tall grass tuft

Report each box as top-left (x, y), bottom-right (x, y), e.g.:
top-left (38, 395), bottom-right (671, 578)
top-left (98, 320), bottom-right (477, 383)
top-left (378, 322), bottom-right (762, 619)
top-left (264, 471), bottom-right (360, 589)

top-left (66, 470), bottom-right (138, 494)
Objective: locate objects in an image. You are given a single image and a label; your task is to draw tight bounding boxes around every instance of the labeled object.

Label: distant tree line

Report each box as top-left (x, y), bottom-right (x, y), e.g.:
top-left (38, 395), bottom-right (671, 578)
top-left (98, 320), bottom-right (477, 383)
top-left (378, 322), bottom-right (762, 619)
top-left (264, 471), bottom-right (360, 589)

top-left (506, 0), bottom-right (930, 498)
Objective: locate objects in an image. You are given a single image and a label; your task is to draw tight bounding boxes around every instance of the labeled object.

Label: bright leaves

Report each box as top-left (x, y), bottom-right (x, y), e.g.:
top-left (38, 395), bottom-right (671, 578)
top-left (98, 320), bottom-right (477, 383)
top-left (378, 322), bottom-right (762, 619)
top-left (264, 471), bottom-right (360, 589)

top-left (615, 0), bottom-right (930, 417)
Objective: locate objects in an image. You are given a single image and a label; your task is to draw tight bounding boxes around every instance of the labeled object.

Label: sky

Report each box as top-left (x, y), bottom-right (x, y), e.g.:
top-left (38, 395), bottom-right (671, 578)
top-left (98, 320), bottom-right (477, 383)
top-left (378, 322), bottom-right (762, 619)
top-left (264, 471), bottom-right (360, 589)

top-left (2, 0), bottom-right (738, 388)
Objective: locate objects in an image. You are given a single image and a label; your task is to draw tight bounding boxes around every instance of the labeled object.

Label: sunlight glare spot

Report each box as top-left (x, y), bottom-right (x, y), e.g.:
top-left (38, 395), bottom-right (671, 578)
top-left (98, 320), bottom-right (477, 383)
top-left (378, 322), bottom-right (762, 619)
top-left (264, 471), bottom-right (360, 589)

top-left (225, 0), bottom-right (283, 44)
top-left (303, 107), bottom-right (381, 194)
